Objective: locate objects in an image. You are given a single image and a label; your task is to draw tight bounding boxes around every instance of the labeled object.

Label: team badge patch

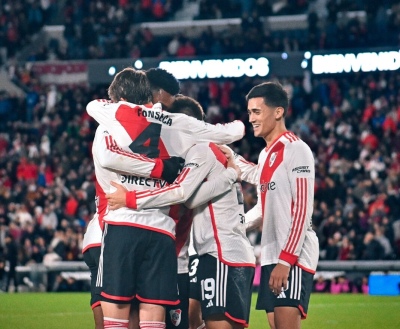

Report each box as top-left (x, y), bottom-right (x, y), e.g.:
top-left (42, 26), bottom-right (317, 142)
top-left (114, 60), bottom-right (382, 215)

top-left (169, 309), bottom-right (182, 326)
top-left (269, 152), bottom-right (277, 167)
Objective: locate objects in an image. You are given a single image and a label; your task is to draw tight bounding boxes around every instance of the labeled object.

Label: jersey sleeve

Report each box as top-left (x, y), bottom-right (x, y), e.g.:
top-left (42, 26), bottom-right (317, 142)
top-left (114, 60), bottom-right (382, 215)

top-left (87, 99), bottom-right (117, 126)
top-left (244, 189), bottom-right (263, 231)
top-left (184, 167), bottom-right (238, 209)
top-left (232, 150), bottom-right (258, 185)
top-left (96, 129), bottom-right (163, 178)
top-left (131, 144), bottom-right (216, 210)
top-left (184, 117), bottom-right (245, 145)
top-left (278, 141), bottom-right (315, 266)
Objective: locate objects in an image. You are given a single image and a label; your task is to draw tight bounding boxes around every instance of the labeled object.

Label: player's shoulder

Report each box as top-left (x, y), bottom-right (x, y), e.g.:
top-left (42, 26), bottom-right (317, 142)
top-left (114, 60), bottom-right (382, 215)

top-left (187, 142), bottom-right (220, 158)
top-left (280, 131), bottom-right (309, 147)
top-left (87, 98), bottom-right (112, 108)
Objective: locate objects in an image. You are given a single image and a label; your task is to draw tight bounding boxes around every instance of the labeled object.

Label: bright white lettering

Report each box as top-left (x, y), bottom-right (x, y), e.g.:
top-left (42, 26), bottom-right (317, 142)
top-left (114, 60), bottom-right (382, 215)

top-left (312, 51), bottom-right (400, 74)
top-left (159, 57), bottom-right (269, 80)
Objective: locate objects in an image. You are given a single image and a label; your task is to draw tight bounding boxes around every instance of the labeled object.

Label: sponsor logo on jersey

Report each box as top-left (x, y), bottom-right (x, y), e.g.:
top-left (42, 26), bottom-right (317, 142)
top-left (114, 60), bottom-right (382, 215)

top-left (169, 309), bottom-right (182, 326)
top-left (269, 152), bottom-right (278, 167)
top-left (260, 181), bottom-right (276, 192)
top-left (137, 108), bottom-right (172, 126)
top-left (206, 300), bottom-right (213, 308)
top-left (184, 162), bottom-right (199, 168)
top-left (120, 175), bottom-right (168, 188)
top-left (190, 277), bottom-right (197, 283)
top-left (292, 166), bottom-right (311, 173)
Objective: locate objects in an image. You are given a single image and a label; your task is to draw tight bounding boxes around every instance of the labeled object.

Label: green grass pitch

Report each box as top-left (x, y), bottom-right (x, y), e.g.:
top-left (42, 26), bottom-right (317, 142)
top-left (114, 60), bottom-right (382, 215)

top-left (0, 293), bottom-right (399, 328)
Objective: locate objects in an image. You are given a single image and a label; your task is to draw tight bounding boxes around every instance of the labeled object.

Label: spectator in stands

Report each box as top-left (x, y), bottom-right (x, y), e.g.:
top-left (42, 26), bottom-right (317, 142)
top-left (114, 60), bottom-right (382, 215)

top-left (361, 231), bottom-right (385, 260)
top-left (330, 276), bottom-right (350, 294)
top-left (1, 0), bottom-right (400, 297)
top-left (313, 275), bottom-right (329, 293)
top-left (4, 233), bottom-right (18, 292)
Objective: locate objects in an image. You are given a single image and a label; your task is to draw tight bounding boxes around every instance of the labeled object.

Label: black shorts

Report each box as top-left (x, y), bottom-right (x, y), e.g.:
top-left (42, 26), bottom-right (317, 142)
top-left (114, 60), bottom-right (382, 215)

top-left (98, 224), bottom-right (178, 305)
top-left (166, 273), bottom-right (189, 329)
top-left (188, 254), bottom-right (200, 301)
top-left (256, 264), bottom-right (314, 319)
top-left (196, 254), bottom-right (254, 326)
top-left (83, 246), bottom-right (102, 308)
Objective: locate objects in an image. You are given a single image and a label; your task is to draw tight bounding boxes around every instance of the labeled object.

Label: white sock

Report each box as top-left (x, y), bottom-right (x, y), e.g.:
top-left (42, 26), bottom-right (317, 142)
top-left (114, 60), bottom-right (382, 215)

top-left (104, 316), bottom-right (129, 329)
top-left (139, 321), bottom-right (166, 329)
top-left (197, 321), bottom-right (206, 329)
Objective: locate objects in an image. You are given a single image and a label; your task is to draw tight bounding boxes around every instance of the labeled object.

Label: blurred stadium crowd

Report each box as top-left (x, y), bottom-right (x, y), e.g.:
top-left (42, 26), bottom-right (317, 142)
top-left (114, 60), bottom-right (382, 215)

top-left (1, 0), bottom-right (399, 62)
top-left (0, 0), bottom-right (400, 292)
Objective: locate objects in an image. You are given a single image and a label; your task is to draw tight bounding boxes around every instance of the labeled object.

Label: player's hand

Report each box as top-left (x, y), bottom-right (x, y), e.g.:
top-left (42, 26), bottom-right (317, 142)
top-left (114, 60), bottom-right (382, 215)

top-left (269, 263), bottom-right (290, 296)
top-left (161, 156), bottom-right (185, 184)
top-left (218, 145), bottom-right (241, 182)
top-left (106, 181), bottom-right (128, 210)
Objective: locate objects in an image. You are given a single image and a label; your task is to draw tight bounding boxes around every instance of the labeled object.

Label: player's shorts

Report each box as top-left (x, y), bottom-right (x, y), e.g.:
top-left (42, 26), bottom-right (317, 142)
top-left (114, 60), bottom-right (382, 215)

top-left (188, 254), bottom-right (200, 301)
top-left (256, 264), bottom-right (314, 319)
top-left (166, 273), bottom-right (189, 329)
top-left (196, 254), bottom-right (254, 327)
top-left (83, 246), bottom-right (102, 308)
top-left (98, 223), bottom-right (179, 305)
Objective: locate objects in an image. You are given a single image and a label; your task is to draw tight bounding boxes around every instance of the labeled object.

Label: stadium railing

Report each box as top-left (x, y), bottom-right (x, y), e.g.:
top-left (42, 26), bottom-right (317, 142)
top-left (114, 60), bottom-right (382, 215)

top-left (13, 260), bottom-right (400, 292)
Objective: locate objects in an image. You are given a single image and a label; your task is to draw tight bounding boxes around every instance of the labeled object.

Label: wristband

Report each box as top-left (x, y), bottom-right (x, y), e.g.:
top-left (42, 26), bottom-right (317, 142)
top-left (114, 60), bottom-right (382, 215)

top-left (125, 191), bottom-right (137, 209)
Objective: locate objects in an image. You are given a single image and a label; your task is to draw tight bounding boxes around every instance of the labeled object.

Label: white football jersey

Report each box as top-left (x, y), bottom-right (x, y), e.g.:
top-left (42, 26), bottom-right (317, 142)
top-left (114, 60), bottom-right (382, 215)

top-left (245, 131), bottom-right (319, 273)
top-left (86, 100), bottom-right (245, 237)
top-left (82, 125), bottom-right (166, 252)
top-left (133, 143), bottom-right (255, 266)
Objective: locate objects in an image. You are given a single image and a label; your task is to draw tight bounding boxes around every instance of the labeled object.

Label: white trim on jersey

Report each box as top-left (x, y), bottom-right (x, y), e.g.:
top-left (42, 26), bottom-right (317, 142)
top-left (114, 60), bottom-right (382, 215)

top-left (216, 260), bottom-right (228, 307)
top-left (289, 266), bottom-right (302, 300)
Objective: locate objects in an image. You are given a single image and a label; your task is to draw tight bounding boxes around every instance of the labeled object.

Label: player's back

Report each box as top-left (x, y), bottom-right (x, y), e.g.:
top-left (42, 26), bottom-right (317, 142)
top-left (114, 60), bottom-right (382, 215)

top-left (92, 124), bottom-right (176, 237)
top-left (87, 100), bottom-right (244, 159)
top-left (87, 100), bottom-right (245, 238)
top-left (191, 143), bottom-right (255, 267)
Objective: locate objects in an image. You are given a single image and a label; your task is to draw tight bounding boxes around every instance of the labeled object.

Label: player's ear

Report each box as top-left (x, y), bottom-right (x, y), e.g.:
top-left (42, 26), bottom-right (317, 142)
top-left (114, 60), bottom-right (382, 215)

top-left (275, 107), bottom-right (284, 119)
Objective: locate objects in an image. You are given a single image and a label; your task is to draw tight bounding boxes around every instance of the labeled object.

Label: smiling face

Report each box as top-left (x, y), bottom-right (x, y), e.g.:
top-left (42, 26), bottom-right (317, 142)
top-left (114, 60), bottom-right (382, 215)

top-left (247, 97), bottom-right (285, 143)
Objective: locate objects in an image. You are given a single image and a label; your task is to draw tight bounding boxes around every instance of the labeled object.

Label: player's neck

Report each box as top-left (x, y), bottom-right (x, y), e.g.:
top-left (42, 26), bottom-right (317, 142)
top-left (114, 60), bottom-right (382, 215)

top-left (264, 127), bottom-right (288, 149)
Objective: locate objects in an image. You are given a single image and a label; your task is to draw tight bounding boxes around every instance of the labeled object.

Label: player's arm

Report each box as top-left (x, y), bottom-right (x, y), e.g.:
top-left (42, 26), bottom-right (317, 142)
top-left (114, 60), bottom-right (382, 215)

top-left (244, 189), bottom-right (263, 231)
top-left (184, 154), bottom-right (241, 209)
top-left (278, 142), bottom-right (315, 267)
top-left (218, 145), bottom-right (258, 184)
top-left (86, 99), bottom-right (117, 126)
top-left (96, 128), bottom-right (183, 183)
top-left (107, 144), bottom-right (216, 210)
top-left (181, 115), bottom-right (245, 145)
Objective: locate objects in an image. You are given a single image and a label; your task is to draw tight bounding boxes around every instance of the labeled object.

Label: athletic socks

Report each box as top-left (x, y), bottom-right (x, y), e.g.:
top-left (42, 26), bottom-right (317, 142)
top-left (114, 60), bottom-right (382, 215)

top-left (139, 321), bottom-right (166, 329)
top-left (103, 317), bottom-right (129, 329)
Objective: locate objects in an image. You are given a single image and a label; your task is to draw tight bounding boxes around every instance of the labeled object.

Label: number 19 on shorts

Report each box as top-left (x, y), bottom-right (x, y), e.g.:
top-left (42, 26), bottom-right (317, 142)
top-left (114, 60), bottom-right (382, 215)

top-left (201, 278), bottom-right (215, 300)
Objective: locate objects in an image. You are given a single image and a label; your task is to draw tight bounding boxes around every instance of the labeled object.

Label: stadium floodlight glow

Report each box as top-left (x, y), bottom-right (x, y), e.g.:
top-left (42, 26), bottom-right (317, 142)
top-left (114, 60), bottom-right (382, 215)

top-left (108, 66), bottom-right (116, 76)
top-left (304, 51), bottom-right (311, 59)
top-left (134, 60), bottom-right (143, 69)
top-left (301, 59), bottom-right (308, 69)
top-left (281, 52), bottom-right (288, 60)
top-left (312, 51), bottom-right (400, 74)
top-left (159, 57), bottom-right (270, 80)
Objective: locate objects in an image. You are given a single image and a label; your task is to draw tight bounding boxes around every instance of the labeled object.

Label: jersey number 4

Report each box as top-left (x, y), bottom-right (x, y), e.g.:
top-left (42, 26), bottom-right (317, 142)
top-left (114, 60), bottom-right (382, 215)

top-left (129, 123), bottom-right (161, 158)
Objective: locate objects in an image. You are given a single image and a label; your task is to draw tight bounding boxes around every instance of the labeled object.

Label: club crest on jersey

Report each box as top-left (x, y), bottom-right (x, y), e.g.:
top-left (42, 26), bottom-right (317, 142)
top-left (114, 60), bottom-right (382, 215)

top-left (269, 152), bottom-right (278, 167)
top-left (169, 309), bottom-right (182, 326)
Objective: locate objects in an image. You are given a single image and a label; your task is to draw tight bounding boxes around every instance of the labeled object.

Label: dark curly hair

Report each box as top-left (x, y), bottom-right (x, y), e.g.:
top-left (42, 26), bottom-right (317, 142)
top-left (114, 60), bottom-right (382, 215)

top-left (146, 68), bottom-right (180, 96)
top-left (167, 95), bottom-right (205, 121)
